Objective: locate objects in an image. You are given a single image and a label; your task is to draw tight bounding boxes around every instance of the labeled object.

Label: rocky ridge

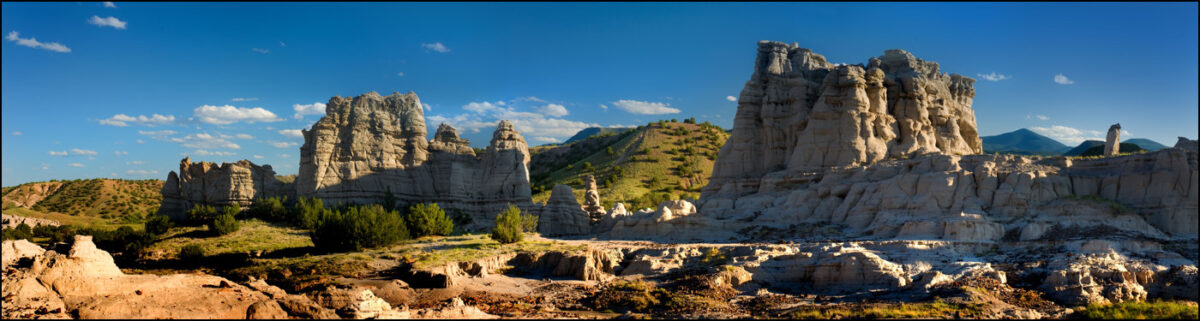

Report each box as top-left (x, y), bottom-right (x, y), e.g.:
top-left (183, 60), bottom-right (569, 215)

top-left (157, 157), bottom-right (290, 221)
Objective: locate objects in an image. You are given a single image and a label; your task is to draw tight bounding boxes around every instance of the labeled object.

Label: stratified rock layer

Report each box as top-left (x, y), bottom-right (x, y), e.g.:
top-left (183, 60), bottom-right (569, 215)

top-left (538, 184), bottom-right (591, 236)
top-left (157, 157), bottom-right (289, 220)
top-left (293, 92), bottom-right (533, 227)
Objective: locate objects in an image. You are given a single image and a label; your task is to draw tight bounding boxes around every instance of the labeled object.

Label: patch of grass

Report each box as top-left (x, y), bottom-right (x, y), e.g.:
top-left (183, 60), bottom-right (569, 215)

top-left (397, 234), bottom-right (585, 269)
top-left (227, 253), bottom-right (372, 292)
top-left (1077, 300), bottom-right (1198, 320)
top-left (787, 300), bottom-right (987, 319)
top-left (148, 219), bottom-right (313, 259)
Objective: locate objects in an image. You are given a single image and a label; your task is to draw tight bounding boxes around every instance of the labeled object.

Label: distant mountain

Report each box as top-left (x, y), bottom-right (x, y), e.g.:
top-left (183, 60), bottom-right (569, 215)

top-left (1078, 143), bottom-right (1147, 157)
top-left (563, 127), bottom-right (635, 144)
top-left (1124, 138), bottom-right (1167, 151)
top-left (981, 128), bottom-right (1070, 155)
top-left (1064, 140), bottom-right (1105, 156)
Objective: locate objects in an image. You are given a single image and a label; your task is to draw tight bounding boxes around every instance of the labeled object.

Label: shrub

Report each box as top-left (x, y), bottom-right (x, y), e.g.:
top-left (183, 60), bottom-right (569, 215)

top-left (406, 203), bottom-right (453, 237)
top-left (294, 197), bottom-right (325, 229)
top-left (179, 244), bottom-right (205, 261)
top-left (208, 206), bottom-right (241, 236)
top-left (1079, 299), bottom-right (1198, 319)
top-left (248, 196), bottom-right (289, 222)
top-left (32, 224), bottom-right (58, 237)
top-left (606, 146), bottom-right (615, 156)
top-left (144, 214), bottom-right (175, 235)
top-left (491, 205), bottom-right (524, 244)
top-left (1, 223), bottom-right (33, 240)
top-left (583, 162), bottom-right (593, 171)
top-left (310, 204), bottom-right (410, 252)
top-left (187, 204), bottom-right (219, 226)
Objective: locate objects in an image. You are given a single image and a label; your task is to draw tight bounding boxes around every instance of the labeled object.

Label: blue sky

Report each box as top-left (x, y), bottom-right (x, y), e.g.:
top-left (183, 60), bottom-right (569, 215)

top-left (2, 2), bottom-right (1197, 186)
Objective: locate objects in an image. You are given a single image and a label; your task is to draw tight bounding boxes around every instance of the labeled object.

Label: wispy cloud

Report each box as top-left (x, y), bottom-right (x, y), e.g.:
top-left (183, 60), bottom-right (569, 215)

top-left (231, 97), bottom-right (258, 102)
top-left (251, 48), bottom-right (269, 54)
top-left (11, 131), bottom-right (21, 136)
top-left (48, 150), bottom-right (68, 156)
top-left (532, 136), bottom-right (559, 143)
top-left (1053, 73), bottom-right (1074, 85)
top-left (71, 148), bottom-right (98, 156)
top-left (188, 150), bottom-right (235, 156)
top-left (976, 72), bottom-right (1009, 82)
top-left (5, 31), bottom-right (71, 53)
top-left (69, 163), bottom-right (86, 168)
top-left (611, 100), bottom-right (681, 115)
top-left (1036, 115), bottom-right (1049, 121)
top-left (88, 16), bottom-right (127, 29)
top-left (396, 72), bottom-right (405, 77)
top-left (421, 42), bottom-right (450, 53)
top-left (725, 96), bottom-right (737, 102)
top-left (170, 133), bottom-right (240, 150)
top-left (253, 155), bottom-right (264, 159)
top-left (278, 40), bottom-right (286, 47)
top-left (100, 114), bottom-right (175, 127)
top-left (126, 169), bottom-right (159, 175)
top-left (422, 103), bottom-right (432, 111)
top-left (535, 104), bottom-right (569, 117)
top-left (1030, 125), bottom-right (1103, 145)
top-left (103, 2), bottom-right (117, 8)
top-left (463, 101), bottom-right (503, 114)
top-left (137, 129), bottom-right (177, 136)
top-left (113, 150), bottom-right (128, 156)
top-left (292, 102), bottom-right (326, 119)
top-left (268, 141), bottom-right (298, 148)
top-left (278, 129), bottom-right (304, 138)
top-left (599, 104), bottom-right (608, 111)
top-left (192, 105), bottom-right (282, 125)
top-left (126, 160), bottom-right (144, 165)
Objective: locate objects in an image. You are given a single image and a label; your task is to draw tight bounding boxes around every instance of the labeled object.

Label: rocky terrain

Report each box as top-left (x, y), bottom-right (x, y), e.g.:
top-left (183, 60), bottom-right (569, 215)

top-left (158, 158), bottom-right (291, 221)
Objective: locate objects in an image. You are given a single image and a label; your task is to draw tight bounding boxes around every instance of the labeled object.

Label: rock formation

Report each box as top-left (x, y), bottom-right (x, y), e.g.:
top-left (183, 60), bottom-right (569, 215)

top-left (156, 157), bottom-right (289, 221)
top-left (581, 175), bottom-right (607, 221)
top-left (537, 185), bottom-right (591, 236)
top-left (1105, 123), bottom-right (1122, 157)
top-left (295, 91), bottom-right (532, 226)
top-left (707, 41), bottom-right (981, 198)
top-left (2, 214), bottom-right (60, 229)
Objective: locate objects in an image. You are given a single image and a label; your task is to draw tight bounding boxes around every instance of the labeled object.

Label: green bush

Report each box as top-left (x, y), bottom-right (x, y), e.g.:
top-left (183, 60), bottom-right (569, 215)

top-left (310, 204), bottom-right (410, 252)
top-left (294, 197), bottom-right (325, 229)
top-left (187, 204), bottom-right (219, 226)
top-left (179, 244), bottom-right (205, 261)
top-left (491, 205), bottom-right (524, 244)
top-left (144, 214), bottom-right (175, 235)
top-left (247, 196), bottom-right (289, 222)
top-left (406, 203), bottom-right (453, 237)
top-left (1079, 299), bottom-right (1198, 319)
top-left (1, 223), bottom-right (33, 240)
top-left (208, 206), bottom-right (241, 236)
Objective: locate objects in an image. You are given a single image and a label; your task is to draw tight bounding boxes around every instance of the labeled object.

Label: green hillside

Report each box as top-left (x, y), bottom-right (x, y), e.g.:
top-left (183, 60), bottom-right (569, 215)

top-left (981, 128), bottom-right (1069, 155)
top-left (2, 178), bottom-right (163, 224)
top-left (529, 119), bottom-right (729, 211)
top-left (563, 127), bottom-right (635, 144)
top-left (1124, 138), bottom-right (1166, 151)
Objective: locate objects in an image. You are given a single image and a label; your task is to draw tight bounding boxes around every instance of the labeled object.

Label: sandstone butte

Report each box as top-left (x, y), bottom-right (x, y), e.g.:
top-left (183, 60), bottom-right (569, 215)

top-left (20, 40), bottom-right (1188, 318)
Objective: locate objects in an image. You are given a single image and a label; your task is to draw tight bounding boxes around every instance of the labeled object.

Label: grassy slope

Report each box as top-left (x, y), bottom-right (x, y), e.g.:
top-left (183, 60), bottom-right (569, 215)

top-left (529, 121), bottom-right (729, 211)
top-left (2, 178), bottom-right (163, 226)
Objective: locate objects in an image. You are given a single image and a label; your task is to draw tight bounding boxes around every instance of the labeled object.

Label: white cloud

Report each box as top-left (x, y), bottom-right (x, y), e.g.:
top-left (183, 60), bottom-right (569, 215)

top-left (422, 103), bottom-right (432, 111)
top-left (599, 104), bottom-right (608, 110)
top-left (235, 133), bottom-right (254, 139)
top-left (11, 131), bottom-right (21, 136)
top-left (421, 42), bottom-right (450, 53)
top-left (126, 160), bottom-right (144, 165)
top-left (1053, 73), bottom-right (1074, 85)
top-left (193, 105), bottom-right (282, 125)
top-left (269, 141), bottom-right (298, 148)
top-left (253, 155), bottom-right (264, 159)
top-left (463, 101), bottom-right (503, 114)
top-left (41, 163), bottom-right (50, 170)
top-left (6, 31), bottom-right (71, 53)
top-left (100, 114), bottom-right (175, 127)
top-left (611, 100), bottom-right (681, 115)
top-left (103, 2), bottom-right (117, 8)
top-left (231, 97), bottom-right (258, 102)
top-left (170, 133), bottom-right (240, 150)
top-left (189, 150), bottom-right (235, 156)
top-left (397, 72), bottom-right (405, 77)
top-left (976, 72), bottom-right (1010, 82)
top-left (725, 96), bottom-right (737, 102)
top-left (516, 96), bottom-right (546, 103)
top-left (532, 136), bottom-right (559, 143)
top-left (279, 41), bottom-right (286, 47)
top-left (68, 163), bottom-right (86, 168)
top-left (251, 48), bottom-right (269, 54)
top-left (278, 129), bottom-right (304, 138)
top-left (535, 104), bottom-right (569, 117)
top-left (137, 129), bottom-right (176, 136)
top-left (71, 148), bottom-right (98, 156)
top-left (136, 139), bottom-right (145, 144)
top-left (126, 169), bottom-right (159, 175)
top-left (279, 153), bottom-right (291, 158)
top-left (113, 150), bottom-right (128, 156)
top-left (1030, 125), bottom-right (1103, 145)
top-left (48, 150), bottom-right (68, 156)
top-left (1036, 115), bottom-right (1049, 121)
top-left (292, 102), bottom-right (326, 119)
top-left (88, 16), bottom-right (127, 29)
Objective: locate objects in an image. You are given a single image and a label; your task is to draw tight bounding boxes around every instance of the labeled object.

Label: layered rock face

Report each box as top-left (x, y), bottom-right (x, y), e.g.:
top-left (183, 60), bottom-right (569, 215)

top-left (1106, 123), bottom-right (1122, 157)
top-left (707, 41), bottom-right (981, 197)
top-left (537, 184), bottom-right (590, 236)
top-left (294, 91), bottom-right (532, 226)
top-left (157, 157), bottom-right (289, 220)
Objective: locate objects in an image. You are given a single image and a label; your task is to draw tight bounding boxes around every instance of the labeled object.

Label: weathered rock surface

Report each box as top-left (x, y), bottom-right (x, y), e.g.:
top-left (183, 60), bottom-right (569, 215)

top-left (1, 236), bottom-right (291, 319)
top-left (707, 41), bottom-right (981, 195)
top-left (1, 214), bottom-right (60, 229)
top-left (581, 175), bottom-right (607, 222)
top-left (538, 184), bottom-right (591, 236)
top-left (157, 157), bottom-right (290, 220)
top-left (296, 91), bottom-right (533, 228)
top-left (2, 239), bottom-right (45, 269)
top-left (1105, 123), bottom-right (1122, 157)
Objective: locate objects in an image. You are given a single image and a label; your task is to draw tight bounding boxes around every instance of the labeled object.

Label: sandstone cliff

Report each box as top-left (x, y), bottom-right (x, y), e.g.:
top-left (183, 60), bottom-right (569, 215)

top-left (295, 91), bottom-right (533, 227)
top-left (157, 157), bottom-right (289, 220)
top-left (706, 41), bottom-right (981, 197)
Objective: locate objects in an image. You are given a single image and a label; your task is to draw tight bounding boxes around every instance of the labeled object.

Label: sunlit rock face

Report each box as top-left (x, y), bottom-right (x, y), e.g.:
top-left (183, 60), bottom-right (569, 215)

top-left (295, 91), bottom-right (533, 227)
top-left (157, 157), bottom-right (288, 221)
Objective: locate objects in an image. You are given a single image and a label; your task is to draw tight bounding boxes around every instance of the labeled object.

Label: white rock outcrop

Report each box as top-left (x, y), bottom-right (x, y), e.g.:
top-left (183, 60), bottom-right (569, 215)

top-left (157, 158), bottom-right (289, 220)
top-left (537, 185), bottom-right (591, 236)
